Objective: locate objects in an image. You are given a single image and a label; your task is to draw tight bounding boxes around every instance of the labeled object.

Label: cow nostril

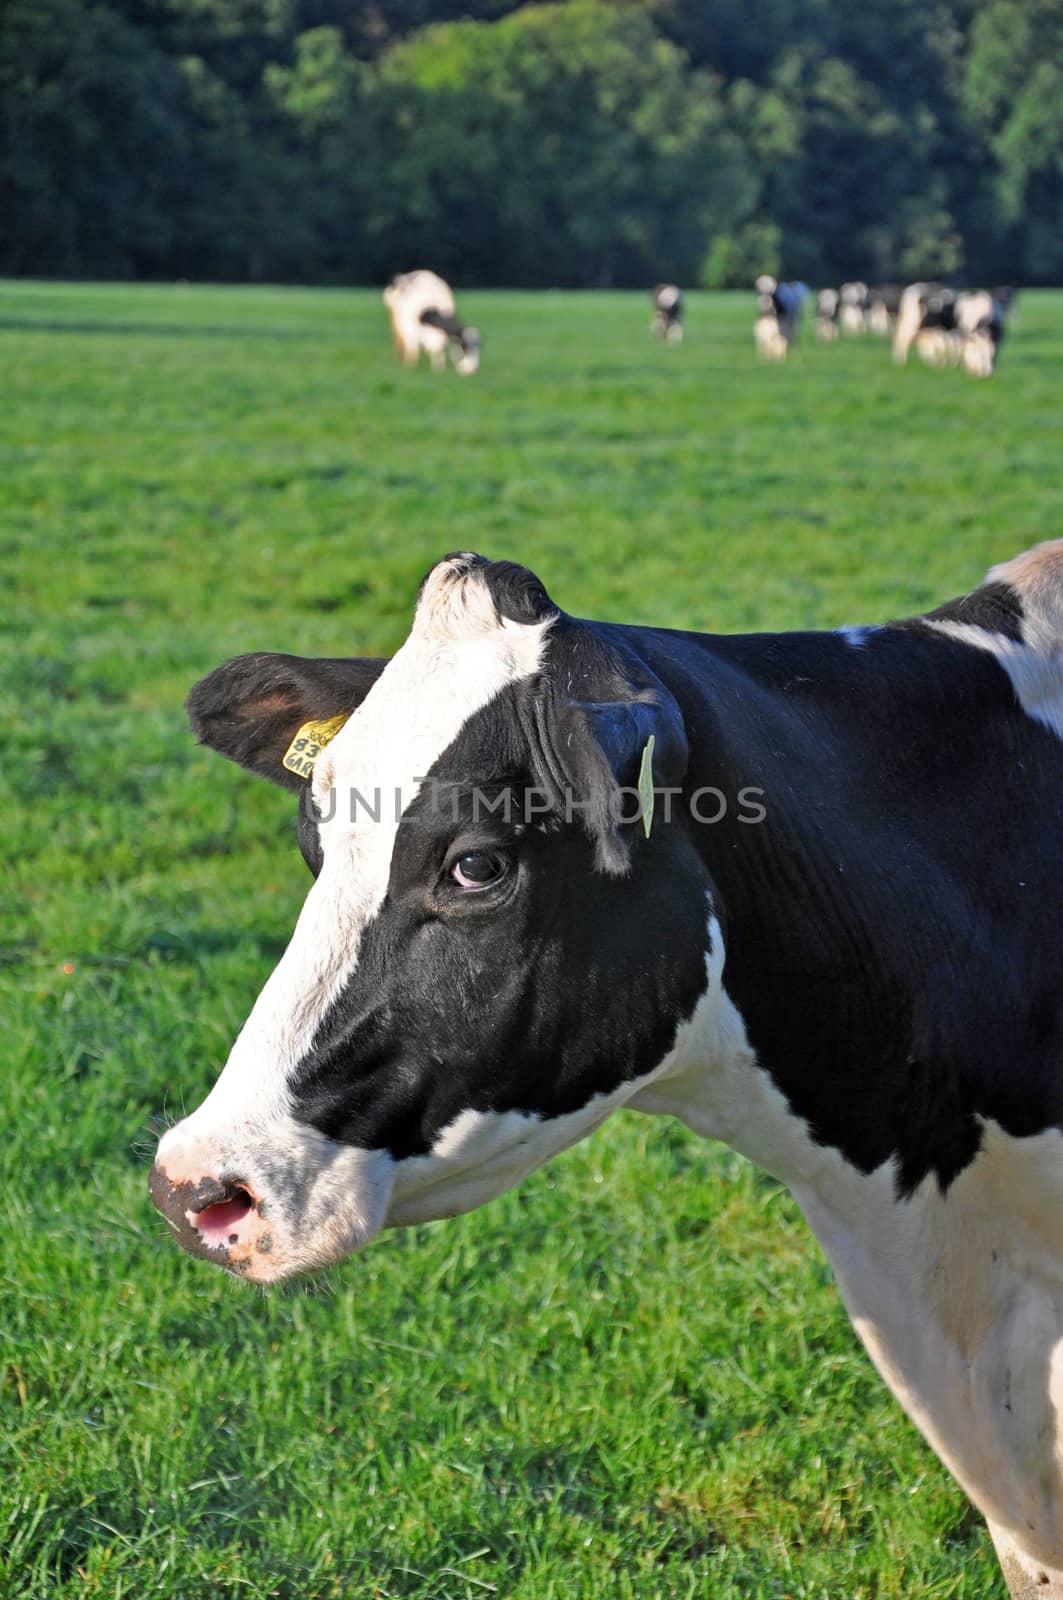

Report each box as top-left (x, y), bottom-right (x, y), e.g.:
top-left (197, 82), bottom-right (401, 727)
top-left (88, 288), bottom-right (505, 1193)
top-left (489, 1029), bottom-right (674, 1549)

top-left (192, 1184), bottom-right (256, 1244)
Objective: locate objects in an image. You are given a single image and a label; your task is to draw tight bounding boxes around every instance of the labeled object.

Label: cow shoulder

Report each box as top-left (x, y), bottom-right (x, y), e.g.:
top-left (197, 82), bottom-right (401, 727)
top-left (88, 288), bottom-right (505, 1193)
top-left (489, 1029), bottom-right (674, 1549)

top-left (922, 540), bottom-right (1063, 739)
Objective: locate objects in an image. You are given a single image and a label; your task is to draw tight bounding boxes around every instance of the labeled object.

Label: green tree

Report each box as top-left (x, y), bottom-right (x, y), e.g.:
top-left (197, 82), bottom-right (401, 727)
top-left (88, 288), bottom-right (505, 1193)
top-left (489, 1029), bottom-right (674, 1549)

top-left (366, 1), bottom-right (755, 285)
top-left (263, 26), bottom-right (374, 279)
top-left (0, 0), bottom-right (188, 276)
top-left (2, 0), bottom-right (1060, 285)
top-left (964, 0), bottom-right (1063, 281)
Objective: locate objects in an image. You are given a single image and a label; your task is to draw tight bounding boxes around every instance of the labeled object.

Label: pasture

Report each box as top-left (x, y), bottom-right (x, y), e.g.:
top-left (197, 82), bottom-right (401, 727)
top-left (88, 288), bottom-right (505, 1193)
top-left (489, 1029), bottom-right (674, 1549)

top-left (3, 279), bottom-right (1063, 1600)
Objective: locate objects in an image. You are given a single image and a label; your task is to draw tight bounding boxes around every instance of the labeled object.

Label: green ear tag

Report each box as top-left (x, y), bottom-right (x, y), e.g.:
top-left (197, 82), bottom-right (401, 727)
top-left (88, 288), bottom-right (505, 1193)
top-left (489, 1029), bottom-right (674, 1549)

top-left (638, 734), bottom-right (656, 839)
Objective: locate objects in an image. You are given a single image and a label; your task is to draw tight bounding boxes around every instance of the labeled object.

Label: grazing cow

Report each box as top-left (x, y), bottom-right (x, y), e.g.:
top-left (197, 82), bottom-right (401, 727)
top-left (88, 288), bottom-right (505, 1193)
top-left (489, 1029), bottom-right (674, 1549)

top-left (893, 281), bottom-right (958, 365)
top-left (754, 275), bottom-right (804, 359)
top-left (955, 289), bottom-right (1006, 378)
top-left (867, 283), bottom-right (902, 336)
top-left (815, 287), bottom-right (840, 343)
top-left (839, 280), bottom-right (871, 334)
top-left (151, 546), bottom-right (1063, 1597)
top-left (383, 270), bottom-right (480, 375)
top-left (895, 283), bottom-right (1006, 377)
top-left (651, 284), bottom-right (683, 344)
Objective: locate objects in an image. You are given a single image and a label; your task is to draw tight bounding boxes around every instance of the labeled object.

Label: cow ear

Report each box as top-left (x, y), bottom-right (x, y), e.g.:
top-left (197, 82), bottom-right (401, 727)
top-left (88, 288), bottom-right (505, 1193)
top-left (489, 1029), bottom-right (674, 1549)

top-left (536, 684), bottom-right (688, 877)
top-left (186, 652), bottom-right (388, 792)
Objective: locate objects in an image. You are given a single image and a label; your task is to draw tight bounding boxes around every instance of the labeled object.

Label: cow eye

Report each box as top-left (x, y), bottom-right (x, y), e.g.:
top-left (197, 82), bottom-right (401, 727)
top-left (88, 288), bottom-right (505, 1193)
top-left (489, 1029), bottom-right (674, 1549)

top-left (450, 850), bottom-right (508, 891)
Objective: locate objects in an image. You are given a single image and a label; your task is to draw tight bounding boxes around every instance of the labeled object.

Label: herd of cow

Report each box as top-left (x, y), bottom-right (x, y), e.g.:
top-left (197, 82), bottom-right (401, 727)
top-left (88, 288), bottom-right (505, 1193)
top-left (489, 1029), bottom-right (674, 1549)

top-left (674, 274), bottom-right (1014, 377)
top-left (383, 268), bottom-right (1014, 379)
top-left (761, 276), bottom-right (1015, 376)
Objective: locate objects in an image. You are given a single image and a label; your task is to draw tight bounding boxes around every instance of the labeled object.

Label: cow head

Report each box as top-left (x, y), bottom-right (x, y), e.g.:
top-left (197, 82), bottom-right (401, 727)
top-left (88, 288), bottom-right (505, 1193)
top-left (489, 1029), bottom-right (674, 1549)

top-left (452, 325), bottom-right (481, 376)
top-left (150, 555), bottom-right (715, 1281)
top-left (961, 328), bottom-right (997, 379)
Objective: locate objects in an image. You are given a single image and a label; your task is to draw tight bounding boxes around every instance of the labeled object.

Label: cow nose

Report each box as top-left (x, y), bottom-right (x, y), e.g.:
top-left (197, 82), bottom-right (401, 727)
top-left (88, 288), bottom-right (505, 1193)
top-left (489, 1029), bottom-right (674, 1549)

top-left (148, 1164), bottom-right (260, 1258)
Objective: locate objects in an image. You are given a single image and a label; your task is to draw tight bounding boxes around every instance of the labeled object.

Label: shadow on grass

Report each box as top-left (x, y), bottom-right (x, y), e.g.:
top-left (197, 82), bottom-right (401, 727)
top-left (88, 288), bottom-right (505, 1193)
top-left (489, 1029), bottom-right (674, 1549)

top-left (0, 317), bottom-right (322, 342)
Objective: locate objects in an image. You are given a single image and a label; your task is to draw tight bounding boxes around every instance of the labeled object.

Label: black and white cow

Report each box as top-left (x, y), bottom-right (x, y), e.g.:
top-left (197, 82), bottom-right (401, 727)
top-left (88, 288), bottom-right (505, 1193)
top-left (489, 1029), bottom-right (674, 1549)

top-left (895, 283), bottom-right (1006, 377)
top-left (832, 281), bottom-right (897, 337)
top-left (955, 289), bottom-right (1007, 378)
top-left (814, 287), bottom-right (840, 343)
top-left (754, 275), bottom-right (805, 360)
top-left (651, 284), bottom-right (683, 344)
top-left (893, 281), bottom-right (959, 366)
top-left (867, 282), bottom-right (903, 335)
top-left (839, 280), bottom-right (871, 334)
top-left (151, 546), bottom-right (1063, 1597)
top-left (383, 270), bottom-right (481, 375)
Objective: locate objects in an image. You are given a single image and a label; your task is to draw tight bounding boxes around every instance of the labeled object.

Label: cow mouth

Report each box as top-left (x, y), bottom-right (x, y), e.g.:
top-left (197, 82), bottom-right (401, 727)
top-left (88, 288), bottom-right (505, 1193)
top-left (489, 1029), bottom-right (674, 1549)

top-left (192, 1185), bottom-right (256, 1246)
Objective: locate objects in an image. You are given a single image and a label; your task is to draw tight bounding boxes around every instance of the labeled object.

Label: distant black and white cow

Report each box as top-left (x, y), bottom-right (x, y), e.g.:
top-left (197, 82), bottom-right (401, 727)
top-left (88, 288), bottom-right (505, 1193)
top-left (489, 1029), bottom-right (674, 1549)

top-left (867, 282), bottom-right (902, 335)
top-left (893, 281), bottom-right (959, 366)
top-left (754, 275), bottom-right (805, 359)
top-left (839, 280), bottom-right (871, 334)
top-left (894, 283), bottom-right (1006, 377)
top-left (151, 546), bottom-right (1063, 1597)
top-left (651, 284), bottom-right (683, 344)
top-left (955, 289), bottom-right (1007, 378)
top-left (383, 270), bottom-right (481, 375)
top-left (815, 287), bottom-right (840, 343)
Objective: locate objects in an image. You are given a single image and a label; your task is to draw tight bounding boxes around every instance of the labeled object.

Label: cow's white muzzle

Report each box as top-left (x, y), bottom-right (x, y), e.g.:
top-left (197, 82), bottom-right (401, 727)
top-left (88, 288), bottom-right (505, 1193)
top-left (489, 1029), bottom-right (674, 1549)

top-left (149, 1117), bottom-right (394, 1283)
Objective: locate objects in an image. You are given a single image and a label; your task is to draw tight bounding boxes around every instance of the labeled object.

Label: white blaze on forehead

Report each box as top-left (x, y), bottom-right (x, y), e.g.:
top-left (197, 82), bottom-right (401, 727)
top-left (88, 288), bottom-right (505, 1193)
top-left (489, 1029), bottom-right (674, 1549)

top-left (184, 556), bottom-right (553, 1133)
top-left (315, 553), bottom-right (549, 850)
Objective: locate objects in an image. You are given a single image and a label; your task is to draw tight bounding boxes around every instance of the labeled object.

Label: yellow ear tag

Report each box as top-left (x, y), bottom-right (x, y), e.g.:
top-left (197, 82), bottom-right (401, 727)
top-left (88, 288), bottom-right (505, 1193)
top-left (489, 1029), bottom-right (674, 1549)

top-left (282, 714), bottom-right (349, 780)
top-left (638, 734), bottom-right (655, 839)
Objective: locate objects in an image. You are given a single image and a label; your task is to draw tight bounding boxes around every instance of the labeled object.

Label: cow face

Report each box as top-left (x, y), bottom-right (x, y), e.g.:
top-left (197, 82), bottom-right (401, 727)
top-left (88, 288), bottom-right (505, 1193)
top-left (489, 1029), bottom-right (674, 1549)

top-left (150, 556), bottom-right (715, 1282)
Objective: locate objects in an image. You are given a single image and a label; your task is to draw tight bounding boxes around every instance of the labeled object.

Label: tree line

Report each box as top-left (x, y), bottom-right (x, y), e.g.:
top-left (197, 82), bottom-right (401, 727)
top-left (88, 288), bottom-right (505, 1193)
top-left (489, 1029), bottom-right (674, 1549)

top-left (3, 0), bottom-right (1061, 287)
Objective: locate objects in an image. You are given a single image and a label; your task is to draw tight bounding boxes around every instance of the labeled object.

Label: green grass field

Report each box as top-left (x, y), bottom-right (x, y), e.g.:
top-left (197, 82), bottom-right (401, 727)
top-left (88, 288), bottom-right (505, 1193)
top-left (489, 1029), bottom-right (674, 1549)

top-left (3, 280), bottom-right (1063, 1600)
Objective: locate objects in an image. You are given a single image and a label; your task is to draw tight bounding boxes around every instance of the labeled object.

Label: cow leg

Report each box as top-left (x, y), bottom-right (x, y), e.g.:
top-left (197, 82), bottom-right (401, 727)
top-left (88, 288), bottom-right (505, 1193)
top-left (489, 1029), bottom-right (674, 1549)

top-left (893, 298), bottom-right (922, 364)
top-left (989, 1520), bottom-right (1063, 1598)
top-left (386, 309), bottom-right (404, 364)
